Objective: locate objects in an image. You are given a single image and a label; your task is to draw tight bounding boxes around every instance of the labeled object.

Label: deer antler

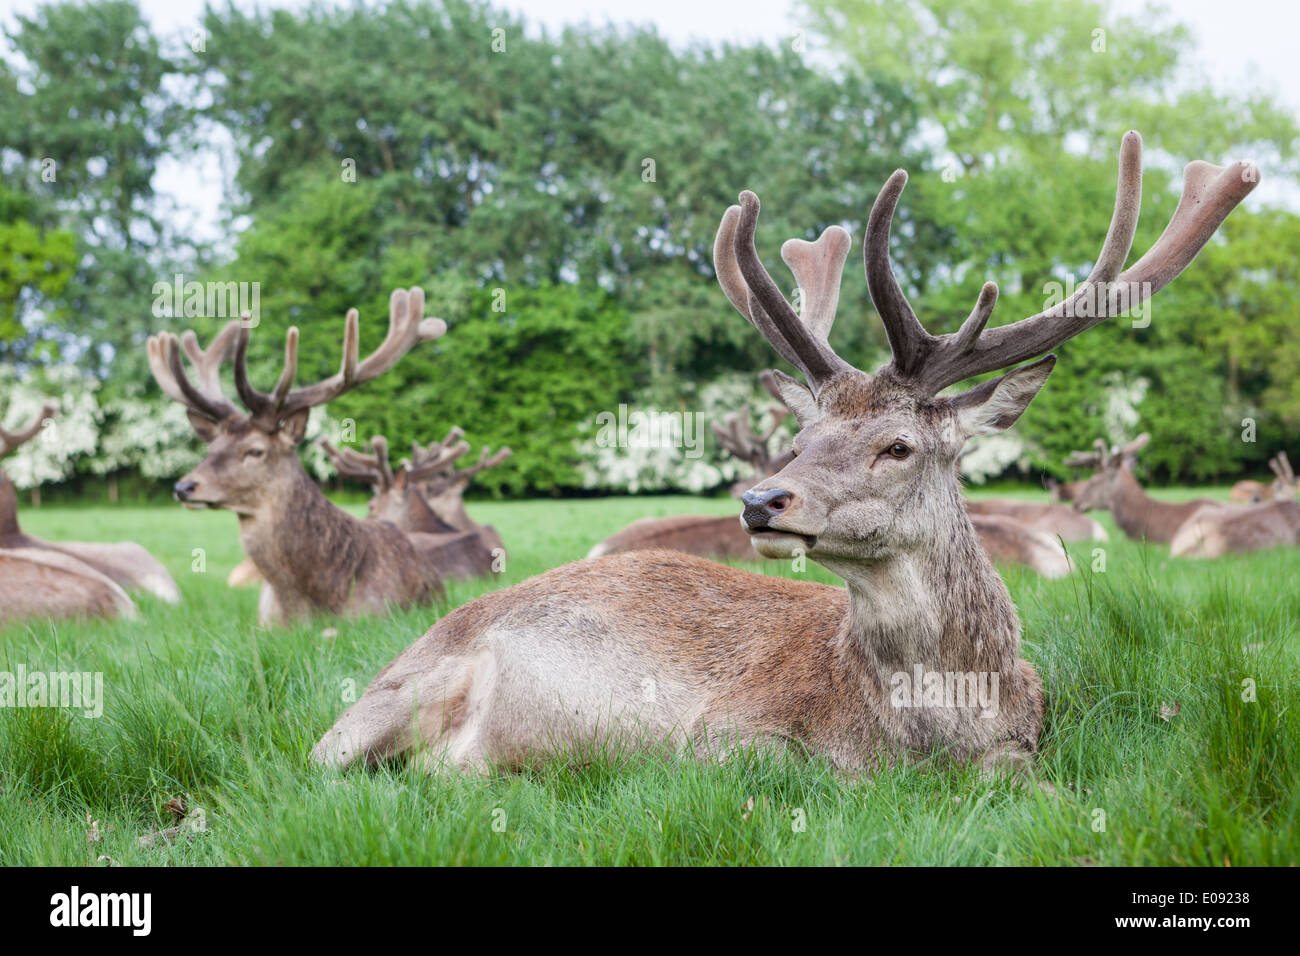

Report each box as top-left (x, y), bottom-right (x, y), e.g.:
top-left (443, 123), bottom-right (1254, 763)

top-left (320, 436), bottom-right (395, 491)
top-left (410, 430), bottom-right (511, 488)
top-left (0, 402), bottom-right (57, 458)
top-left (1063, 446), bottom-right (1104, 469)
top-left (715, 197), bottom-right (854, 389)
top-left (147, 321), bottom-right (243, 422)
top-left (717, 132), bottom-right (1258, 398)
top-left (234, 287), bottom-right (447, 431)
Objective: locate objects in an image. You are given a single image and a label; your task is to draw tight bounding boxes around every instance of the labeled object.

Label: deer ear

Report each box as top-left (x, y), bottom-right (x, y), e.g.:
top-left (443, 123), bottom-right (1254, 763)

top-left (279, 408), bottom-right (311, 445)
top-left (769, 370), bottom-right (819, 428)
top-left (186, 411), bottom-right (221, 444)
top-left (951, 355), bottom-right (1056, 437)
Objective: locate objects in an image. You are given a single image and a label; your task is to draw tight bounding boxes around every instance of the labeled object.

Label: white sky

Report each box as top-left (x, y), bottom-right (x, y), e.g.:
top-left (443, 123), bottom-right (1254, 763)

top-left (2, 0), bottom-right (1296, 240)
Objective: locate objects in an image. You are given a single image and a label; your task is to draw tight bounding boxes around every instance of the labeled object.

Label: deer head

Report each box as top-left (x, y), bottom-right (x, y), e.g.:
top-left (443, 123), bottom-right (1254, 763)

top-left (715, 132), bottom-right (1255, 573)
top-left (149, 288), bottom-right (446, 516)
top-left (320, 433), bottom-right (459, 531)
top-left (1071, 433), bottom-right (1150, 512)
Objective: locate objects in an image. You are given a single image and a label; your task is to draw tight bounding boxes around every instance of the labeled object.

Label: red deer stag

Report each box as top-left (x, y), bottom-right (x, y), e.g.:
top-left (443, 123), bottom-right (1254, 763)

top-left (1229, 451), bottom-right (1296, 503)
top-left (319, 434), bottom-right (500, 579)
top-left (0, 404), bottom-right (138, 621)
top-left (1071, 434), bottom-right (1218, 543)
top-left (315, 132), bottom-right (1256, 777)
top-left (150, 288), bottom-right (452, 625)
top-left (965, 498), bottom-right (1106, 542)
top-left (1173, 451), bottom-right (1300, 557)
top-left (408, 427), bottom-right (511, 557)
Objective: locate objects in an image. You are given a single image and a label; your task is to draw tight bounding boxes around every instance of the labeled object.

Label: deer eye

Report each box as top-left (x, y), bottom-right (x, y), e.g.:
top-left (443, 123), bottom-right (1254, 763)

top-left (243, 447), bottom-right (265, 459)
top-left (887, 442), bottom-right (911, 460)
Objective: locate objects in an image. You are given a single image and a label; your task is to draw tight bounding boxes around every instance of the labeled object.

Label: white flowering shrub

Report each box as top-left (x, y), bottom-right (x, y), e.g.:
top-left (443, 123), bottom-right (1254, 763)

top-left (94, 394), bottom-right (203, 479)
top-left (0, 366), bottom-right (102, 489)
top-left (1100, 372), bottom-right (1149, 444)
top-left (576, 373), bottom-right (794, 494)
top-left (959, 433), bottom-right (1030, 484)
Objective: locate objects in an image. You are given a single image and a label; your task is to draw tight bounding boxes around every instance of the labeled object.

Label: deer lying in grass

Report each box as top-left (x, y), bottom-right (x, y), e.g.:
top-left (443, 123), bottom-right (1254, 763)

top-left (315, 132), bottom-right (1256, 776)
top-left (1229, 451), bottom-right (1296, 503)
top-left (151, 288), bottom-right (451, 625)
top-left (319, 434), bottom-right (500, 580)
top-left (1072, 434), bottom-right (1219, 544)
top-left (0, 403), bottom-right (178, 620)
top-left (1172, 455), bottom-right (1300, 557)
top-left (965, 498), bottom-right (1106, 542)
top-left (407, 427), bottom-right (511, 557)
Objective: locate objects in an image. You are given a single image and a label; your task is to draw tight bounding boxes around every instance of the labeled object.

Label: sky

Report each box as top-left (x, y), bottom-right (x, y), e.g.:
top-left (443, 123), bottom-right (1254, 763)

top-left (1, 0), bottom-right (1296, 238)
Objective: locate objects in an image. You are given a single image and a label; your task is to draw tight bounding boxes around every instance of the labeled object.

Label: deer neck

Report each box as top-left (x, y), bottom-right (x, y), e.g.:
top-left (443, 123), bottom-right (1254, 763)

top-left (425, 484), bottom-right (473, 531)
top-left (401, 490), bottom-right (457, 535)
top-left (238, 465), bottom-right (371, 598)
top-left (1107, 469), bottom-right (1158, 538)
top-left (832, 513), bottom-right (1019, 687)
top-left (0, 471), bottom-right (20, 537)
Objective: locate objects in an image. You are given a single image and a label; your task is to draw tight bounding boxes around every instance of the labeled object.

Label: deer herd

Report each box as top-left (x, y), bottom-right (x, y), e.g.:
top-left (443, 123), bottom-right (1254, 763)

top-left (0, 131), bottom-right (1284, 779)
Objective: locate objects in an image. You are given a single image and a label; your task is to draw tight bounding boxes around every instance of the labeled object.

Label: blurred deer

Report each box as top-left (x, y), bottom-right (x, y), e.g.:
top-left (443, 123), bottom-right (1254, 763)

top-left (713, 371), bottom-right (796, 497)
top-left (407, 427), bottom-right (510, 556)
top-left (0, 404), bottom-right (139, 621)
top-left (151, 288), bottom-right (450, 624)
top-left (320, 434), bottom-right (500, 579)
top-left (1229, 451), bottom-right (1296, 503)
top-left (1071, 434), bottom-right (1218, 543)
top-left (315, 132), bottom-right (1255, 777)
top-left (1172, 494), bottom-right (1300, 558)
top-left (0, 401), bottom-right (179, 616)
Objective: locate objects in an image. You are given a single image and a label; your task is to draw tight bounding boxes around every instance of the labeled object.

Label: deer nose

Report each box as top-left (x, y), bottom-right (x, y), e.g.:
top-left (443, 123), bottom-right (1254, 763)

top-left (173, 480), bottom-right (197, 501)
top-left (741, 487), bottom-right (793, 529)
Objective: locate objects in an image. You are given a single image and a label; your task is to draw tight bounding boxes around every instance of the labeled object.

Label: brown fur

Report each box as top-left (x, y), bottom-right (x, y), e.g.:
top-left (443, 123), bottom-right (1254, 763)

top-left (1074, 464), bottom-right (1214, 544)
top-left (587, 514), bottom-right (760, 561)
top-left (178, 418), bottom-right (444, 625)
top-left (966, 498), bottom-right (1106, 542)
top-left (317, 370), bottom-right (1049, 774)
top-left (1170, 500), bottom-right (1300, 558)
top-left (0, 547), bottom-right (137, 623)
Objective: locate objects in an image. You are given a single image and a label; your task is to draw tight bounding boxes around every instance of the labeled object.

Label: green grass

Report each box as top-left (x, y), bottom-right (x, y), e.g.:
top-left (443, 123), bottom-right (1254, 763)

top-left (1, 490), bottom-right (1297, 865)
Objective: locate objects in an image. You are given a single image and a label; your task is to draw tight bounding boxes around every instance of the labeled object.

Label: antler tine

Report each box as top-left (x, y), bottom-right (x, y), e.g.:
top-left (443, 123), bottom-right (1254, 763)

top-left (462, 445), bottom-right (512, 479)
top-left (1062, 446), bottom-right (1102, 469)
top-left (781, 223), bottom-right (852, 343)
top-left (1121, 433), bottom-right (1151, 457)
top-left (407, 438), bottom-right (472, 481)
top-left (714, 205), bottom-right (806, 373)
top-left (718, 194), bottom-right (855, 391)
top-left (319, 438), bottom-right (385, 487)
top-left (865, 169), bottom-right (935, 376)
top-left (1278, 450), bottom-right (1294, 483)
top-left (369, 436), bottom-right (395, 490)
top-left (236, 288), bottom-right (448, 430)
top-left (0, 402), bottom-right (57, 458)
top-left (906, 132), bottom-right (1259, 395)
top-left (148, 322), bottom-right (243, 421)
top-left (759, 405), bottom-right (787, 444)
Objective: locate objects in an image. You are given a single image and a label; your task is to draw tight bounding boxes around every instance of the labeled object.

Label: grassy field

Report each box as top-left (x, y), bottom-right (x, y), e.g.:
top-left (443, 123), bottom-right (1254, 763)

top-left (1, 489), bottom-right (1297, 866)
